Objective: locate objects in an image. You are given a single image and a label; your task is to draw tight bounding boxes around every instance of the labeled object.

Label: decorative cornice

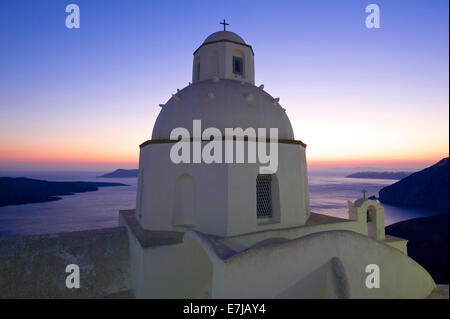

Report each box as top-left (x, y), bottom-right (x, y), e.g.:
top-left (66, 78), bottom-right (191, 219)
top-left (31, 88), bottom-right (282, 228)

top-left (139, 137), bottom-right (306, 148)
top-left (194, 39), bottom-right (255, 56)
top-left (119, 210), bottom-right (184, 248)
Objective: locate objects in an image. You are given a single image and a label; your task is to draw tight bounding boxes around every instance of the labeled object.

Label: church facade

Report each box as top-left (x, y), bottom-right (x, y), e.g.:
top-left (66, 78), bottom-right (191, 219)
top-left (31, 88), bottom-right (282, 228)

top-left (118, 29), bottom-right (439, 298)
top-left (137, 30), bottom-right (309, 236)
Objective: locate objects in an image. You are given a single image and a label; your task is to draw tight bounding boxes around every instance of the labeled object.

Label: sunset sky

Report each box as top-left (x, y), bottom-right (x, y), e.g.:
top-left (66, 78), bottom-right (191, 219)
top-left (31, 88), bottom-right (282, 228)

top-left (0, 0), bottom-right (448, 172)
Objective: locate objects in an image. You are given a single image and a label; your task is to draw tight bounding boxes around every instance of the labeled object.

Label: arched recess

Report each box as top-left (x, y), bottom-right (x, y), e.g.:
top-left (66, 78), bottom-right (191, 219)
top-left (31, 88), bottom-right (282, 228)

top-left (366, 205), bottom-right (377, 239)
top-left (172, 174), bottom-right (196, 228)
top-left (206, 50), bottom-right (219, 78)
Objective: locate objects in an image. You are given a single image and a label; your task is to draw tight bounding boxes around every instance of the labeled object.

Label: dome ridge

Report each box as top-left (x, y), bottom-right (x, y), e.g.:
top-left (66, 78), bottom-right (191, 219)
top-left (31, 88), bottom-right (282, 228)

top-left (203, 31), bottom-right (246, 45)
top-left (152, 79), bottom-right (294, 140)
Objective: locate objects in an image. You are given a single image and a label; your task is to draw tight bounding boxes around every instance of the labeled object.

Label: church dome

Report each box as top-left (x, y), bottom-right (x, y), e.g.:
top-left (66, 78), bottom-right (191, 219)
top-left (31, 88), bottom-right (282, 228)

top-left (152, 79), bottom-right (294, 140)
top-left (203, 31), bottom-right (246, 45)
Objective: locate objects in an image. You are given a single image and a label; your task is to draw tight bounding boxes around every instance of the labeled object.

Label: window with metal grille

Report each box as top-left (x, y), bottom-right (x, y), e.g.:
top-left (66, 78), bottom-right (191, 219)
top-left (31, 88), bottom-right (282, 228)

top-left (256, 174), bottom-right (272, 219)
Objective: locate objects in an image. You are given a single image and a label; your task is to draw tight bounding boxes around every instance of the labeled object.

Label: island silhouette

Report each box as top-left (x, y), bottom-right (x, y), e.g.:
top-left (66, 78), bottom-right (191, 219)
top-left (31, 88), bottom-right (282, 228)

top-left (0, 177), bottom-right (127, 207)
top-left (98, 169), bottom-right (138, 178)
top-left (346, 171), bottom-right (411, 180)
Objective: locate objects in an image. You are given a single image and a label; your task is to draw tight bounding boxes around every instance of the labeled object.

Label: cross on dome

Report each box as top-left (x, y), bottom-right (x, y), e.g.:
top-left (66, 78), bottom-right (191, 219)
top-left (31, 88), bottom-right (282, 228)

top-left (220, 19), bottom-right (229, 31)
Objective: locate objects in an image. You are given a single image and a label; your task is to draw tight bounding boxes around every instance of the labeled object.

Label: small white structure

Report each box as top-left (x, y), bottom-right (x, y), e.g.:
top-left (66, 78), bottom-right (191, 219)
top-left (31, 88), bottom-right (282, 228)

top-left (120, 28), bottom-right (438, 299)
top-left (139, 30), bottom-right (309, 237)
top-left (192, 31), bottom-right (255, 85)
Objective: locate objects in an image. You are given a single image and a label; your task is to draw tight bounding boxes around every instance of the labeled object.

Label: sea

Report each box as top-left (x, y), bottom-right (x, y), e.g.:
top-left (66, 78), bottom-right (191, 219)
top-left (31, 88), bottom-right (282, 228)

top-left (0, 171), bottom-right (441, 238)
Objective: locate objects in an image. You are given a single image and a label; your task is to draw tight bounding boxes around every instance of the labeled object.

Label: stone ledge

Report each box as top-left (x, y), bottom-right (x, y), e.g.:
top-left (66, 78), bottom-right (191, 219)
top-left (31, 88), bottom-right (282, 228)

top-left (119, 209), bottom-right (184, 248)
top-left (0, 226), bottom-right (131, 298)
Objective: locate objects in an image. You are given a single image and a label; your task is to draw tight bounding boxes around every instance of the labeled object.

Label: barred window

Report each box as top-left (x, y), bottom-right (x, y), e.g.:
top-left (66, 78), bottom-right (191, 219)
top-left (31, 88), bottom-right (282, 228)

top-left (256, 174), bottom-right (273, 219)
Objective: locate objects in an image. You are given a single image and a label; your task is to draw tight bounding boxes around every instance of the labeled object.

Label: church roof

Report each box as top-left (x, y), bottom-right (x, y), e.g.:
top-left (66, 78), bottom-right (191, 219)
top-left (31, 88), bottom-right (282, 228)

top-left (203, 31), bottom-right (246, 45)
top-left (152, 79), bottom-right (295, 140)
top-left (194, 31), bottom-right (254, 55)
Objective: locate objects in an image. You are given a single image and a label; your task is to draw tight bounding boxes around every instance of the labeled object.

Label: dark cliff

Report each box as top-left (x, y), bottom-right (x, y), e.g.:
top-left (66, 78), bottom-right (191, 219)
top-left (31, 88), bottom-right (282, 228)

top-left (379, 158), bottom-right (449, 213)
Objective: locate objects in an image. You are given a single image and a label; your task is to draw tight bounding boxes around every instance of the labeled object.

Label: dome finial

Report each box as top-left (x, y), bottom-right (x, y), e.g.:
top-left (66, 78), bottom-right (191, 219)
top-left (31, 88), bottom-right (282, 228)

top-left (220, 19), bottom-right (229, 31)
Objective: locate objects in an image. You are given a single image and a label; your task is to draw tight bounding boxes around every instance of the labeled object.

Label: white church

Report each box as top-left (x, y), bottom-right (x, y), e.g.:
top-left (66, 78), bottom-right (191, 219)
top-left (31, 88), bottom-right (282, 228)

top-left (119, 27), bottom-right (440, 299)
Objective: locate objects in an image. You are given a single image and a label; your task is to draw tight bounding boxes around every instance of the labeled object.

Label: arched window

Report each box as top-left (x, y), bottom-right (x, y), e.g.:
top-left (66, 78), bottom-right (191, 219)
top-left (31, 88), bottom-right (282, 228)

top-left (367, 205), bottom-right (377, 238)
top-left (172, 174), bottom-right (196, 227)
top-left (233, 56), bottom-right (243, 75)
top-left (232, 49), bottom-right (244, 76)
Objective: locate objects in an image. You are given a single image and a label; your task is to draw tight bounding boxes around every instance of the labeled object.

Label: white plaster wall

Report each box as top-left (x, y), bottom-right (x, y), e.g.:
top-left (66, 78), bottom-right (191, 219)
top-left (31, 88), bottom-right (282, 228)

top-left (119, 214), bottom-right (144, 297)
top-left (124, 220), bottom-right (421, 299)
top-left (211, 230), bottom-right (435, 299)
top-left (138, 142), bottom-right (308, 237)
top-left (226, 143), bottom-right (309, 236)
top-left (193, 42), bottom-right (254, 84)
top-left (348, 200), bottom-right (386, 240)
top-left (138, 143), bottom-right (228, 235)
top-left (386, 239), bottom-right (408, 255)
top-left (275, 258), bottom-right (346, 298)
top-left (223, 218), bottom-right (365, 249)
top-left (137, 239), bottom-right (213, 299)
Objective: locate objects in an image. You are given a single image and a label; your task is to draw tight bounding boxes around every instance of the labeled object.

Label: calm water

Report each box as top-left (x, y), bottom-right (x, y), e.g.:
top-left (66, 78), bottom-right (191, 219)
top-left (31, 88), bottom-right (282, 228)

top-left (0, 171), bottom-right (440, 238)
top-left (308, 174), bottom-right (440, 224)
top-left (0, 172), bottom-right (137, 238)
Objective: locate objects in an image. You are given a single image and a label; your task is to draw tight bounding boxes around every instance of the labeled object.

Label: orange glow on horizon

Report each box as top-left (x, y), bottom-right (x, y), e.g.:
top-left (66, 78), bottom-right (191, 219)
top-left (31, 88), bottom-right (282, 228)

top-left (1, 148), bottom-right (447, 172)
top-left (0, 120), bottom-right (448, 172)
